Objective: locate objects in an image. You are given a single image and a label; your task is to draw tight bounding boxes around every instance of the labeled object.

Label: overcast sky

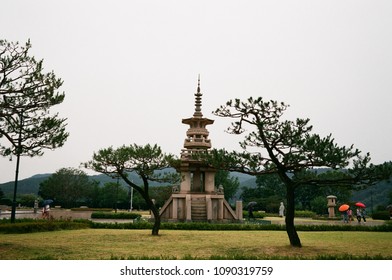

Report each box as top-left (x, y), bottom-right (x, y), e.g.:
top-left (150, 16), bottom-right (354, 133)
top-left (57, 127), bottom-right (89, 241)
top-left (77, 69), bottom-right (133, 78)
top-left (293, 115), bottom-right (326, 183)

top-left (1, 0), bottom-right (392, 183)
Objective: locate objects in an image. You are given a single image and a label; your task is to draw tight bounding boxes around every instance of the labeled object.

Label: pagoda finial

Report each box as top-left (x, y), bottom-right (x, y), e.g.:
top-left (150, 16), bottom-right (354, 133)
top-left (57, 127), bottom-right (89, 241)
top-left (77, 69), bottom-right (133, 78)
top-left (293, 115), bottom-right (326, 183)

top-left (197, 74), bottom-right (200, 93)
top-left (194, 75), bottom-right (202, 117)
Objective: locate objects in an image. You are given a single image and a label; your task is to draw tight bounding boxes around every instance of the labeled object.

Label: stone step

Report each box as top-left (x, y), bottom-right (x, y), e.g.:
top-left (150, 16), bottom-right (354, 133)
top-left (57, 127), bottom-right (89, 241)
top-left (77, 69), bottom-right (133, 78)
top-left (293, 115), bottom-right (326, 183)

top-left (191, 200), bottom-right (207, 220)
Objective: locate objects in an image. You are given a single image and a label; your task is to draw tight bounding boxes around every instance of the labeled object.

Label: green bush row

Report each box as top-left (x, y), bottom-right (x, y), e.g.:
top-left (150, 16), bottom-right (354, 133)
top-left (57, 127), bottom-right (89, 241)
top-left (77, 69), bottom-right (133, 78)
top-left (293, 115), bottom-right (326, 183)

top-left (90, 221), bottom-right (392, 232)
top-left (244, 210), bottom-right (316, 218)
top-left (0, 220), bottom-right (91, 234)
top-left (2, 219), bottom-right (391, 233)
top-left (70, 208), bottom-right (112, 212)
top-left (91, 212), bottom-right (141, 220)
top-left (294, 210), bottom-right (316, 218)
top-left (371, 211), bottom-right (391, 221)
top-left (243, 211), bottom-right (266, 219)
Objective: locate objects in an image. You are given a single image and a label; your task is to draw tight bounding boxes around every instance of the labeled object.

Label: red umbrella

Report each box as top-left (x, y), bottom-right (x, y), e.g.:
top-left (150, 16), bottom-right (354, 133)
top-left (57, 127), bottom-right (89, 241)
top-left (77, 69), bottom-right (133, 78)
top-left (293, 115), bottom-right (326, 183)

top-left (355, 202), bottom-right (366, 208)
top-left (339, 204), bottom-right (350, 212)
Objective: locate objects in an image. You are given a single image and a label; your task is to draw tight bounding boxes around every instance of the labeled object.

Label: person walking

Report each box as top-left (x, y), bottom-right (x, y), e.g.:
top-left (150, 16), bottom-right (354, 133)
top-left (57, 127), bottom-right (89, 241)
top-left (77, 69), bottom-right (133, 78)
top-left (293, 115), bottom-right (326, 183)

top-left (356, 208), bottom-right (362, 223)
top-left (343, 210), bottom-right (349, 223)
top-left (361, 208), bottom-right (367, 223)
top-left (42, 204), bottom-right (50, 219)
top-left (347, 208), bottom-right (353, 223)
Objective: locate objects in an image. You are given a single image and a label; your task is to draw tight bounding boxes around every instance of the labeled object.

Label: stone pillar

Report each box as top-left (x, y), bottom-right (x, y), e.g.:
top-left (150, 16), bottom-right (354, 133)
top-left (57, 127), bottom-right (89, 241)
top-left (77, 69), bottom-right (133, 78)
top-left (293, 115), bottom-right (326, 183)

top-left (236, 201), bottom-right (243, 220)
top-left (186, 195), bottom-right (192, 221)
top-left (206, 195), bottom-right (212, 220)
top-left (172, 198), bottom-right (178, 220)
top-left (327, 195), bottom-right (337, 218)
top-left (218, 198), bottom-right (224, 220)
top-left (204, 171), bottom-right (215, 193)
top-left (181, 172), bottom-right (191, 193)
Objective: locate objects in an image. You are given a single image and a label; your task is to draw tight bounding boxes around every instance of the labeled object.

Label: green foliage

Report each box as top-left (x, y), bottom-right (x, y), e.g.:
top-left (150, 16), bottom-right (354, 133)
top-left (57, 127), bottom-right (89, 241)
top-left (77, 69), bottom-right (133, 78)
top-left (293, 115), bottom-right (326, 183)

top-left (0, 198), bottom-right (12, 206)
top-left (89, 221), bottom-right (392, 232)
top-left (85, 143), bottom-right (179, 235)
top-left (17, 193), bottom-right (39, 207)
top-left (149, 186), bottom-right (172, 208)
top-left (89, 182), bottom-right (129, 209)
top-left (241, 174), bottom-right (285, 213)
top-left (2, 217), bottom-right (391, 234)
top-left (39, 168), bottom-right (97, 208)
top-left (91, 212), bottom-right (141, 220)
top-left (309, 196), bottom-right (328, 215)
top-left (86, 144), bottom-right (177, 184)
top-left (204, 96), bottom-right (392, 247)
top-left (389, 190), bottom-right (392, 204)
top-left (70, 208), bottom-right (112, 211)
top-left (294, 210), bottom-right (316, 218)
top-left (215, 170), bottom-right (240, 201)
top-left (352, 180), bottom-right (392, 209)
top-left (0, 219), bottom-right (90, 234)
top-left (371, 211), bottom-right (391, 221)
top-left (242, 211), bottom-right (266, 219)
top-left (0, 39), bottom-right (68, 157)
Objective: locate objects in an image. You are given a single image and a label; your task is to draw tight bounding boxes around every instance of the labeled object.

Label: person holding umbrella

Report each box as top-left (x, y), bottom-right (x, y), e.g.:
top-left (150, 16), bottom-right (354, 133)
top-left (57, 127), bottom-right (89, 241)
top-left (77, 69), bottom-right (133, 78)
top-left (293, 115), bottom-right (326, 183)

top-left (347, 208), bottom-right (353, 223)
top-left (247, 202), bottom-right (256, 220)
top-left (356, 208), bottom-right (362, 223)
top-left (339, 204), bottom-right (350, 223)
top-left (361, 208), bottom-right (367, 223)
top-left (355, 202), bottom-right (366, 224)
top-left (42, 199), bottom-right (53, 219)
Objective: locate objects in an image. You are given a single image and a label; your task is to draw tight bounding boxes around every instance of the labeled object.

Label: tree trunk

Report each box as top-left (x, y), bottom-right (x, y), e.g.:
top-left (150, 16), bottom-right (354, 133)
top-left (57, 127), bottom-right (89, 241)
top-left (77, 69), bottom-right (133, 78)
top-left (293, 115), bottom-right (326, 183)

top-left (150, 203), bottom-right (161, 236)
top-left (285, 184), bottom-right (302, 247)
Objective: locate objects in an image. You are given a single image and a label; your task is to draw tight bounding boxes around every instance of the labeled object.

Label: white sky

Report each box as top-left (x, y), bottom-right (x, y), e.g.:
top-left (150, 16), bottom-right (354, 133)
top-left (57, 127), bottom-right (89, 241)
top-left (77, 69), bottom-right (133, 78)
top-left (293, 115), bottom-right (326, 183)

top-left (1, 0), bottom-right (392, 183)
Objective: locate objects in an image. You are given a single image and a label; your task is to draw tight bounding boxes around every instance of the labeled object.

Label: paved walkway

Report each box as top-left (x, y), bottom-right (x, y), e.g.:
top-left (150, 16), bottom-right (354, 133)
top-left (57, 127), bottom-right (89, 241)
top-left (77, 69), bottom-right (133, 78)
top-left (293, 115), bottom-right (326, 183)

top-left (266, 216), bottom-right (386, 226)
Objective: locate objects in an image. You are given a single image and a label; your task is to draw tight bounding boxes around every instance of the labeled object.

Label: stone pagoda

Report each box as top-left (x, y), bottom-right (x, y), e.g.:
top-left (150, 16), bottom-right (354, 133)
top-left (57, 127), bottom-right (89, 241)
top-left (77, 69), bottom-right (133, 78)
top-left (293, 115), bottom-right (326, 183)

top-left (160, 78), bottom-right (242, 222)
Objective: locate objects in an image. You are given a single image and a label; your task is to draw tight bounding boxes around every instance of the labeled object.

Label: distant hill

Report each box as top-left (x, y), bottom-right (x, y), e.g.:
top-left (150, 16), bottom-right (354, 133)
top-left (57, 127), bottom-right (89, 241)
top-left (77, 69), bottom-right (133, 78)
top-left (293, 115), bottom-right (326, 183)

top-left (0, 172), bottom-right (149, 196)
top-left (0, 174), bottom-right (51, 196)
top-left (352, 180), bottom-right (392, 209)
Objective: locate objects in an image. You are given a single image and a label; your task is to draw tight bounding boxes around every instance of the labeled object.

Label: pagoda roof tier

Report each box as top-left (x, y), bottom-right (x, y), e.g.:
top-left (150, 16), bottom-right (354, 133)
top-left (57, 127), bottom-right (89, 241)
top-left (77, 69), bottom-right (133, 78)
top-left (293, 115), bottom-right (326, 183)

top-left (181, 117), bottom-right (214, 125)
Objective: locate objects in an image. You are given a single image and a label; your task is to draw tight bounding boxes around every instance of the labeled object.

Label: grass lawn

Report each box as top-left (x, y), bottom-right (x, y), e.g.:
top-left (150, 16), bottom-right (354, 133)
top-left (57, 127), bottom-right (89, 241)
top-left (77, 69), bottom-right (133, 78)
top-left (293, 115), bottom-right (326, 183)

top-left (1, 229), bottom-right (392, 259)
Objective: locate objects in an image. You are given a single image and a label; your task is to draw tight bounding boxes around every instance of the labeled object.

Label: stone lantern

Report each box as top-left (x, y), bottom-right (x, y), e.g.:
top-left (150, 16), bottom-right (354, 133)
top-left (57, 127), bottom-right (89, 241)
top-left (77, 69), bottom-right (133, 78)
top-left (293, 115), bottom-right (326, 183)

top-left (327, 195), bottom-right (337, 218)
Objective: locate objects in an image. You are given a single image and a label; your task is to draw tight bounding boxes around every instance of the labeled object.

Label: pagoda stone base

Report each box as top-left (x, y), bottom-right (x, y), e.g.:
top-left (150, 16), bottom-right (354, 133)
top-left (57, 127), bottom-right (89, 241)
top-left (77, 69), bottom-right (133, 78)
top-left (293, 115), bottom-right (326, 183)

top-left (160, 193), bottom-right (243, 222)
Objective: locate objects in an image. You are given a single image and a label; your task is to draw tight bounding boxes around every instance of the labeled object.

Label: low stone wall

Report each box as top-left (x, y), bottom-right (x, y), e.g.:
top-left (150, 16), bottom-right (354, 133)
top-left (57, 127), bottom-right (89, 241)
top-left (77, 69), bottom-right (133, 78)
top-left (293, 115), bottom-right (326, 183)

top-left (0, 209), bottom-right (93, 220)
top-left (49, 209), bottom-right (93, 220)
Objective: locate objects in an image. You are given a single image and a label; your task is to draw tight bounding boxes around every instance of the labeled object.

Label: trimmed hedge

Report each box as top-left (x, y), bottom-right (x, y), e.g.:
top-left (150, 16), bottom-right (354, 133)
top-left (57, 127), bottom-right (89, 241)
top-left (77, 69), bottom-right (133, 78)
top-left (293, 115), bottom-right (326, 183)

top-left (90, 221), bottom-right (392, 232)
top-left (2, 219), bottom-right (391, 234)
top-left (294, 210), bottom-right (316, 218)
top-left (372, 211), bottom-right (391, 221)
top-left (0, 220), bottom-right (91, 234)
top-left (243, 211), bottom-right (266, 219)
top-left (70, 208), bottom-right (112, 212)
top-left (91, 212), bottom-right (141, 220)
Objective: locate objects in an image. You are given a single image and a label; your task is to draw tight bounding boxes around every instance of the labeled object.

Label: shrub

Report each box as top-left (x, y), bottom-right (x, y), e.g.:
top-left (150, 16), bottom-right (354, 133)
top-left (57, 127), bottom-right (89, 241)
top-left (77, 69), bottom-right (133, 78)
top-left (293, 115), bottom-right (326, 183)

top-left (89, 220), bottom-right (392, 232)
top-left (0, 220), bottom-right (91, 234)
top-left (295, 210), bottom-right (316, 218)
top-left (91, 212), bottom-right (141, 220)
top-left (70, 208), bottom-right (112, 212)
top-left (242, 211), bottom-right (266, 219)
top-left (372, 211), bottom-right (391, 221)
